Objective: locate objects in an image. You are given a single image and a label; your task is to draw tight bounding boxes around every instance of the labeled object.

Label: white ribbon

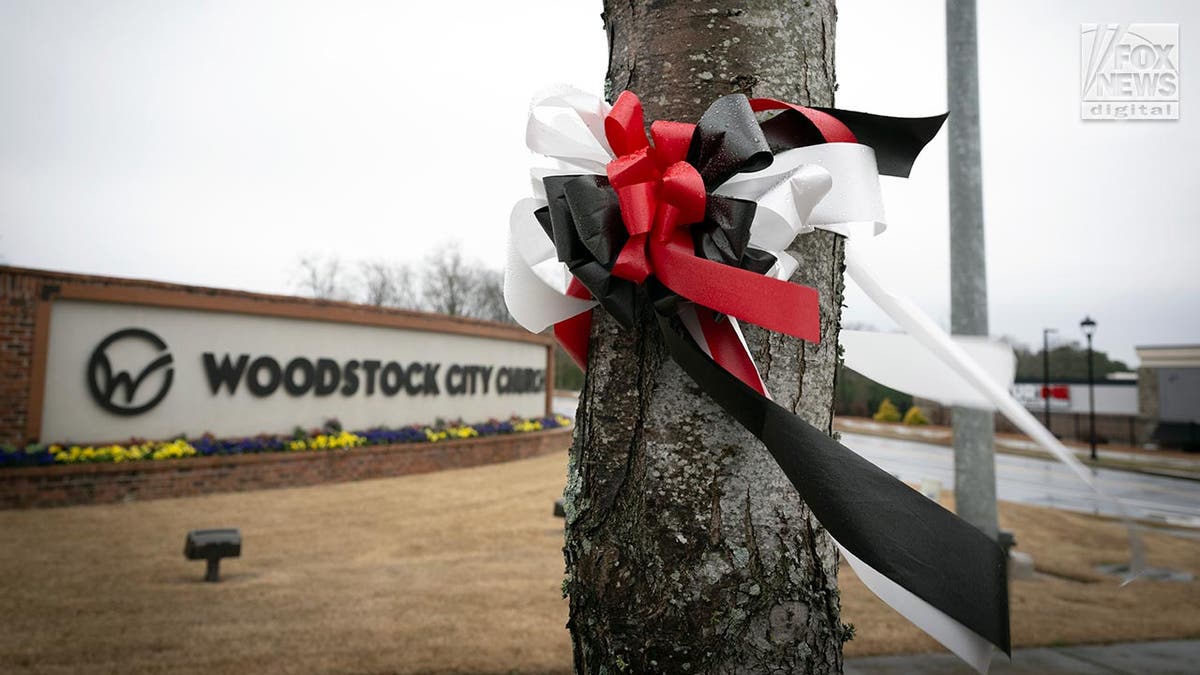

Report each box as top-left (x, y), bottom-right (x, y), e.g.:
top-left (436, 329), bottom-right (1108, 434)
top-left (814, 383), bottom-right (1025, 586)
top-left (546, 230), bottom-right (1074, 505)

top-left (841, 329), bottom-right (1015, 410)
top-left (843, 242), bottom-right (1146, 582)
top-left (720, 143), bottom-right (888, 238)
top-left (524, 85), bottom-right (612, 173)
top-left (504, 199), bottom-right (596, 333)
top-left (800, 142), bottom-right (1145, 581)
top-left (837, 538), bottom-right (994, 673)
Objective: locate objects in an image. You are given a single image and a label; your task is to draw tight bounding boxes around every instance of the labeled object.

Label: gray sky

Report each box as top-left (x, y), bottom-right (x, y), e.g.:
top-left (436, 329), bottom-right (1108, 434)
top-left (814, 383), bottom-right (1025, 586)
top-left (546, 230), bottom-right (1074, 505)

top-left (2, 0), bottom-right (1197, 366)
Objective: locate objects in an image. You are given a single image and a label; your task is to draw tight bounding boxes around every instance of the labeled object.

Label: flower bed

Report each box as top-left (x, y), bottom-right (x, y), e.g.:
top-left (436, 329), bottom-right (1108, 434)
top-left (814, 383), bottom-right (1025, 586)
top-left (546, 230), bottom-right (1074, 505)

top-left (0, 416), bottom-right (572, 469)
top-left (0, 423), bottom-right (574, 510)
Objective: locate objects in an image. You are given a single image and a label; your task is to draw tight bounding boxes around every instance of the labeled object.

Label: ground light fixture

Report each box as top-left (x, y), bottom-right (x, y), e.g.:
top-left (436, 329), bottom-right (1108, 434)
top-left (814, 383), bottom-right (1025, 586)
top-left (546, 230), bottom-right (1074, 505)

top-left (185, 528), bottom-right (242, 582)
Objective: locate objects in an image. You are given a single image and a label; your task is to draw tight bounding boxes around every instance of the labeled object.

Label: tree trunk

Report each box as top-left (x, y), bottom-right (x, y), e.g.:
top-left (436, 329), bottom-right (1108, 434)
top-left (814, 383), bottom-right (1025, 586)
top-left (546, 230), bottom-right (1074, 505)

top-left (562, 1), bottom-right (847, 673)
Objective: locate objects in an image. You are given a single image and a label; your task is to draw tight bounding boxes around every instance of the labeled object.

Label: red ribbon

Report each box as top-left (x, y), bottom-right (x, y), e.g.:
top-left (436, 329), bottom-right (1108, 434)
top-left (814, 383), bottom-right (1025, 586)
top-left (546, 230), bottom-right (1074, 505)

top-left (749, 98), bottom-right (858, 144)
top-left (556, 92), bottom-right (823, 394)
top-left (554, 278), bottom-right (594, 370)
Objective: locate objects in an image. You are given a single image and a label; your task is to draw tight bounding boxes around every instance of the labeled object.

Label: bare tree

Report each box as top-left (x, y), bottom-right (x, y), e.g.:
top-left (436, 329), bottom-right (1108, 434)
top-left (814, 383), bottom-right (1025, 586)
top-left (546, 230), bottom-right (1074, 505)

top-left (563, 1), bottom-right (846, 672)
top-left (421, 247), bottom-right (512, 322)
top-left (420, 241), bottom-right (476, 317)
top-left (290, 245), bottom-right (511, 324)
top-left (294, 254), bottom-right (350, 301)
top-left (463, 268), bottom-right (513, 324)
top-left (359, 259), bottom-right (419, 309)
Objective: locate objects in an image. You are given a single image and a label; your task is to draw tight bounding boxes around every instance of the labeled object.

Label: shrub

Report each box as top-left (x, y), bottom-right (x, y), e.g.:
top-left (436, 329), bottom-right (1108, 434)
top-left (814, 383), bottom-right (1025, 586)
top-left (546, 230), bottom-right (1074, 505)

top-left (903, 405), bottom-right (930, 426)
top-left (873, 398), bottom-right (902, 423)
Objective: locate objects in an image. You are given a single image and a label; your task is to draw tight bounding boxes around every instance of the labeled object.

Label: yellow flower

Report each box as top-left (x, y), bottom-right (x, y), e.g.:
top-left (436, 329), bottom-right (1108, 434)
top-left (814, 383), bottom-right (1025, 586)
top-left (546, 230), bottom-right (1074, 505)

top-left (513, 419), bottom-right (544, 433)
top-left (149, 439), bottom-right (197, 461)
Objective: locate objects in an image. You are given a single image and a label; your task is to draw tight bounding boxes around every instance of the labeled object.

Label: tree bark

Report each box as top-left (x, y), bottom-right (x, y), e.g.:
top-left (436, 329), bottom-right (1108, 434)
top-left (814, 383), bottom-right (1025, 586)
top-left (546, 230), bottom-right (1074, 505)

top-left (563, 1), bottom-right (847, 673)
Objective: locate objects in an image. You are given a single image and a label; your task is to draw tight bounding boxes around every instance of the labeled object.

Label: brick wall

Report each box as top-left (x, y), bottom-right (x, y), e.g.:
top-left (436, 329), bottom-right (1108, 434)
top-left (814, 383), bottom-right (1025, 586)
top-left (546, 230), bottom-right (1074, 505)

top-left (0, 427), bottom-right (571, 509)
top-left (0, 271), bottom-right (40, 445)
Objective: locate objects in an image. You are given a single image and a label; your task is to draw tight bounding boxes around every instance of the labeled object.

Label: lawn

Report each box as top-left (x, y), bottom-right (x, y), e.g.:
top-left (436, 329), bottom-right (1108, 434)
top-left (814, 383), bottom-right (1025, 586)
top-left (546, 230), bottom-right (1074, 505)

top-left (1, 451), bottom-right (1198, 674)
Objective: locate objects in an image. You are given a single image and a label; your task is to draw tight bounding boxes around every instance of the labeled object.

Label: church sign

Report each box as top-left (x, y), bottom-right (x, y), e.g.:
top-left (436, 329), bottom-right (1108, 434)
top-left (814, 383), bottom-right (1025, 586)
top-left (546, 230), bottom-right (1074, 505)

top-left (30, 284), bottom-right (551, 443)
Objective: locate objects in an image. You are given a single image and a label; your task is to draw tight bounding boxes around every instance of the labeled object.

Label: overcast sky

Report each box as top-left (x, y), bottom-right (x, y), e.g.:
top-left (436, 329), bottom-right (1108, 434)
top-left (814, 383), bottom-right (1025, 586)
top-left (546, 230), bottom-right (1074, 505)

top-left (2, 0), bottom-right (1197, 366)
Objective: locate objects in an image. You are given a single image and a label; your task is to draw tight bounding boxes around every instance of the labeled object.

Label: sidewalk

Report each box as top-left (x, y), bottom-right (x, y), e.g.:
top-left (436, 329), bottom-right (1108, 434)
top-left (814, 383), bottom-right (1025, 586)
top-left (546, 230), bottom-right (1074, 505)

top-left (834, 417), bottom-right (1200, 481)
top-left (845, 639), bottom-right (1200, 674)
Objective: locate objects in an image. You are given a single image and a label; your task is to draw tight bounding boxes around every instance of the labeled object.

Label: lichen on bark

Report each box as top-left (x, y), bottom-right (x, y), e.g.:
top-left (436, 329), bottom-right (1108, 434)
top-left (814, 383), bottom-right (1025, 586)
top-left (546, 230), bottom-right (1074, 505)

top-left (564, 2), bottom-right (847, 672)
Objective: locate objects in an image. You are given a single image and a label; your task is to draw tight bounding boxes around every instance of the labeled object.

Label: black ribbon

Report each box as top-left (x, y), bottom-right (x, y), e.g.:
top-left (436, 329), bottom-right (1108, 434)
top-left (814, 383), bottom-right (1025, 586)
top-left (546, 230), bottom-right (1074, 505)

top-left (688, 94), bottom-right (776, 188)
top-left (759, 107), bottom-right (949, 178)
top-left (656, 303), bottom-right (1011, 654)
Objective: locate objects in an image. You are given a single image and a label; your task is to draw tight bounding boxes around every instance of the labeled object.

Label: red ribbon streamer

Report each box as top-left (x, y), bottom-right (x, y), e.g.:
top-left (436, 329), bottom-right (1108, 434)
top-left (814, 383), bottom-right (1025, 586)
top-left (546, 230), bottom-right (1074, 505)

top-left (749, 97), bottom-right (859, 144)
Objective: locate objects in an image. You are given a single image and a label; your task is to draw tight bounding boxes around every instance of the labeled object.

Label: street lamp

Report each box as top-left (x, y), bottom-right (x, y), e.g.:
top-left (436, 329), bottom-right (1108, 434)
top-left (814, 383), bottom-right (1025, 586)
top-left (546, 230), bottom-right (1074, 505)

top-left (1081, 316), bottom-right (1098, 461)
top-left (1042, 328), bottom-right (1057, 428)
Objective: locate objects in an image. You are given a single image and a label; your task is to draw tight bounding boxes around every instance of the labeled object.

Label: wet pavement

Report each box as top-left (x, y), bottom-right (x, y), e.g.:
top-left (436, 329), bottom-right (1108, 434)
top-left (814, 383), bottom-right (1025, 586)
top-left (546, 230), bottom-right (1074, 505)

top-left (839, 431), bottom-right (1200, 528)
top-left (553, 395), bottom-right (1200, 528)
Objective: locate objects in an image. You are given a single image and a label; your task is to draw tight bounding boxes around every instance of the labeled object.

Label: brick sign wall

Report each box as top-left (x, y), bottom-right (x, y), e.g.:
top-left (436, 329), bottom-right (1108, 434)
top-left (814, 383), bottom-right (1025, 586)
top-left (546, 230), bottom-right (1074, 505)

top-left (0, 266), bottom-right (553, 446)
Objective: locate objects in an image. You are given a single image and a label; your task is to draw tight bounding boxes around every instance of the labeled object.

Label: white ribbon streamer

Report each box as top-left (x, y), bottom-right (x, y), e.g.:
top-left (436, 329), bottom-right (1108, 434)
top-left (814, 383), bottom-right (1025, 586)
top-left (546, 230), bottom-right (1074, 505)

top-left (844, 242), bottom-right (1146, 581)
top-left (528, 85), bottom-right (613, 154)
top-left (837, 539), bottom-right (994, 674)
top-left (525, 85), bottom-right (613, 173)
top-left (841, 330), bottom-right (1015, 410)
top-left (504, 199), bottom-right (596, 332)
top-left (795, 145), bottom-right (1145, 581)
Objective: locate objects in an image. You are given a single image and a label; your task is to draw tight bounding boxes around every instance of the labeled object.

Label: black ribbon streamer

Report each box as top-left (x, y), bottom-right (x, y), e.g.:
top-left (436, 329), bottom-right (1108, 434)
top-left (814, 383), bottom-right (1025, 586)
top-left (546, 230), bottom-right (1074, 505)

top-left (537, 93), bottom-right (1010, 655)
top-left (655, 303), bottom-right (1011, 654)
top-left (759, 107), bottom-right (949, 178)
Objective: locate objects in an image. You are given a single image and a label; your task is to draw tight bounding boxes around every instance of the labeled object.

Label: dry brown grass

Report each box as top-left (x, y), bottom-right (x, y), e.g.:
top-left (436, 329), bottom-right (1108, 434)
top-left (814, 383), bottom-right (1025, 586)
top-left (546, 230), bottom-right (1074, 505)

top-left (0, 454), bottom-right (573, 675)
top-left (1, 451), bottom-right (1198, 674)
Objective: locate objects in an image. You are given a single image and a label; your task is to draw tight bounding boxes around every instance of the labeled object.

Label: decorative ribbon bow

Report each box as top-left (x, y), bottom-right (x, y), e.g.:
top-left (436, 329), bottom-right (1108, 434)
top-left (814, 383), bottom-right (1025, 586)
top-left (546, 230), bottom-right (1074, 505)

top-left (505, 86), bottom-right (1008, 673)
top-left (537, 91), bottom-right (825, 394)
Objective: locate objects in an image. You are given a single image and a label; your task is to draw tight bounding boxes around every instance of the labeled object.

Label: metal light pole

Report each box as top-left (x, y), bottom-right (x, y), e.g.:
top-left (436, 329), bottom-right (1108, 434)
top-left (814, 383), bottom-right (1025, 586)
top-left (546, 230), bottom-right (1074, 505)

top-left (947, 0), bottom-right (998, 540)
top-left (1081, 316), bottom-right (1098, 461)
top-left (1042, 328), bottom-right (1056, 428)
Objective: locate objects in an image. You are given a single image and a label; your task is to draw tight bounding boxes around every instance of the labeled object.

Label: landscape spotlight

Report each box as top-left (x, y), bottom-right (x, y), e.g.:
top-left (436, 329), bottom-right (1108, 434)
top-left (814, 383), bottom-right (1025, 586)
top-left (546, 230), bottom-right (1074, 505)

top-left (184, 528), bottom-right (241, 582)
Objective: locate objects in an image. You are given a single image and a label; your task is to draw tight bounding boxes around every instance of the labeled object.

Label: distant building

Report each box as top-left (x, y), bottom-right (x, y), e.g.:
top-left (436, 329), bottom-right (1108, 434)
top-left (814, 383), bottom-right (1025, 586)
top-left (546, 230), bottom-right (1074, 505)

top-left (1006, 377), bottom-right (1140, 447)
top-left (1137, 345), bottom-right (1200, 451)
top-left (1011, 379), bottom-right (1138, 416)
